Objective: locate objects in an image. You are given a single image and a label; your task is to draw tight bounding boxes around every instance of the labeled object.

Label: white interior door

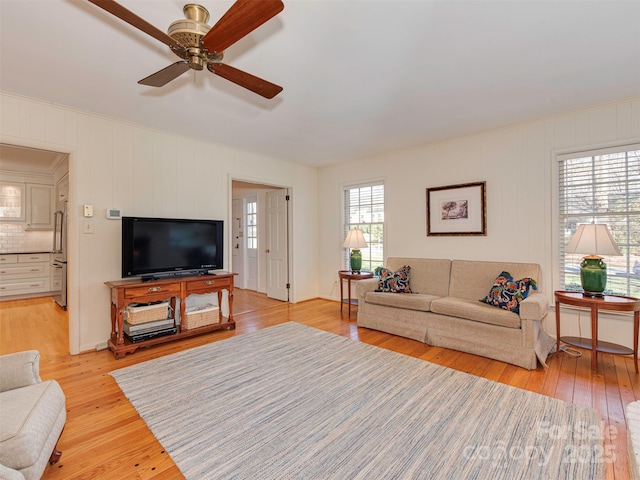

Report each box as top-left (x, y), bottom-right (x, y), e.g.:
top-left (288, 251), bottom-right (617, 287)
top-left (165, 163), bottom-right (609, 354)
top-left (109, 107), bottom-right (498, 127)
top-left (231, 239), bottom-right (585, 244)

top-left (266, 189), bottom-right (289, 301)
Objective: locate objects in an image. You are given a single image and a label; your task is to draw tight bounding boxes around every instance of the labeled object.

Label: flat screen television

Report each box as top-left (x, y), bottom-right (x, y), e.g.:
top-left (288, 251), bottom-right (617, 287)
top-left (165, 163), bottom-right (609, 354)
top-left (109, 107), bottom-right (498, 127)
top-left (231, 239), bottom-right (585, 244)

top-left (121, 216), bottom-right (224, 280)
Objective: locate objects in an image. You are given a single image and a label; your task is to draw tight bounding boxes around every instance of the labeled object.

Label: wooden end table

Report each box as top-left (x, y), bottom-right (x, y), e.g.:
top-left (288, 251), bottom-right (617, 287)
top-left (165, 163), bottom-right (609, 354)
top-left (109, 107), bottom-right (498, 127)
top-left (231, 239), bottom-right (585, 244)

top-left (339, 270), bottom-right (374, 317)
top-left (554, 290), bottom-right (640, 372)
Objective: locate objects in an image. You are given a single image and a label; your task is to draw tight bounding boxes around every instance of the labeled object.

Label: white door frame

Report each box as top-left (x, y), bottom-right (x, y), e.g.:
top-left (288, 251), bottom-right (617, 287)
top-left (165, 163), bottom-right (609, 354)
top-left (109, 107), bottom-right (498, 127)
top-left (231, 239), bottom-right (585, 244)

top-left (229, 176), bottom-right (293, 302)
top-left (0, 136), bottom-right (79, 355)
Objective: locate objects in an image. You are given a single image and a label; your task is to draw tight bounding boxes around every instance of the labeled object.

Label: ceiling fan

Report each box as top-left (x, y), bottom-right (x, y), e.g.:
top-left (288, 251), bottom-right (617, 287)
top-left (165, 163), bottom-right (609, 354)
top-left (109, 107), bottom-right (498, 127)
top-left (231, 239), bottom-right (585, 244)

top-left (86, 0), bottom-right (284, 98)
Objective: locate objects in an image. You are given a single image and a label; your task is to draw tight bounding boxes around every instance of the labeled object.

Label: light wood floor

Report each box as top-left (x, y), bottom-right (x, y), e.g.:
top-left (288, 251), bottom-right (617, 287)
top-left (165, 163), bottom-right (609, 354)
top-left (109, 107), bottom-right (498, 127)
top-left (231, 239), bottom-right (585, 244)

top-left (1, 292), bottom-right (638, 480)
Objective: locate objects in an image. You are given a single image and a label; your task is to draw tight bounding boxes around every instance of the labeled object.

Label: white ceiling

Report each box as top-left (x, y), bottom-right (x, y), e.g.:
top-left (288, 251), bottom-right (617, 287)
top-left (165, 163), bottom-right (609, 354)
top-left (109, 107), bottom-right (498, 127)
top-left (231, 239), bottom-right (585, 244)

top-left (1, 1), bottom-right (639, 168)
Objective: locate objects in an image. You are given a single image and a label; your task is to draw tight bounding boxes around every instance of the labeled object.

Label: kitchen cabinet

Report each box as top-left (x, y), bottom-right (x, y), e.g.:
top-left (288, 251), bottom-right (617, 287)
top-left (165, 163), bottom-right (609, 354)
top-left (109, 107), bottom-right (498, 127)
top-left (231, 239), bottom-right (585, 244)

top-left (0, 182), bottom-right (25, 221)
top-left (0, 180), bottom-right (54, 229)
top-left (0, 253), bottom-right (51, 297)
top-left (56, 174), bottom-right (69, 203)
top-left (26, 184), bottom-right (54, 230)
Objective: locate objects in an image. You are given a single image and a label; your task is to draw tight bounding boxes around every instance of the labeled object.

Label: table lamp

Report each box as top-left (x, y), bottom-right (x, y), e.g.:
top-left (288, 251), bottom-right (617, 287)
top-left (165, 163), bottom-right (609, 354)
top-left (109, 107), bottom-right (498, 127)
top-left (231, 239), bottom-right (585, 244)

top-left (343, 229), bottom-right (368, 272)
top-left (565, 222), bottom-right (622, 297)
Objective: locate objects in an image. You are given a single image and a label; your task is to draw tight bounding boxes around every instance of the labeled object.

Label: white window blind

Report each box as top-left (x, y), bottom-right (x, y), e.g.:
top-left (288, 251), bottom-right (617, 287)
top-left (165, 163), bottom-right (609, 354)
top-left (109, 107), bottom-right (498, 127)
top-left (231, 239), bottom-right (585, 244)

top-left (343, 182), bottom-right (384, 272)
top-left (557, 144), bottom-right (640, 297)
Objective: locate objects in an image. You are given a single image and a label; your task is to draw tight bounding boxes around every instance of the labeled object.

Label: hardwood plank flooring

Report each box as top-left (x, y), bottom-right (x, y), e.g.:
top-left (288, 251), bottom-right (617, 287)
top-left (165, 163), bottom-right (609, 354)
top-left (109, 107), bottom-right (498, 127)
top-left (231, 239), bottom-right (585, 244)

top-left (0, 291), bottom-right (636, 479)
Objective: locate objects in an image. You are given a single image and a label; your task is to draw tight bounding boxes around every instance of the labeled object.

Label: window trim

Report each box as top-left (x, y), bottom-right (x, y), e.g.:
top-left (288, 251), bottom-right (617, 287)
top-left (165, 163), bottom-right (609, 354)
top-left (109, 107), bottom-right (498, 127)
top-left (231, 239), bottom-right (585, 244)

top-left (554, 141), bottom-right (640, 296)
top-left (342, 180), bottom-right (385, 272)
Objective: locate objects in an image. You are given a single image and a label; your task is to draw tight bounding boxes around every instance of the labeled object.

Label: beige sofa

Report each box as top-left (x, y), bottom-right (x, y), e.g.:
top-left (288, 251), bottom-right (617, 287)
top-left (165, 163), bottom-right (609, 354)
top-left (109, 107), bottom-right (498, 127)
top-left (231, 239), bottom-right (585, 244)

top-left (356, 258), bottom-right (555, 370)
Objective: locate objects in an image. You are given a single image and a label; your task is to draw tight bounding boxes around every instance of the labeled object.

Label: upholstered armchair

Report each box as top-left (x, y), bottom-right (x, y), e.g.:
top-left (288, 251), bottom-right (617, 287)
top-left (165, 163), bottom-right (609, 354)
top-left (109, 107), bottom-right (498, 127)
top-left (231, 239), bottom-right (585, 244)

top-left (0, 350), bottom-right (66, 480)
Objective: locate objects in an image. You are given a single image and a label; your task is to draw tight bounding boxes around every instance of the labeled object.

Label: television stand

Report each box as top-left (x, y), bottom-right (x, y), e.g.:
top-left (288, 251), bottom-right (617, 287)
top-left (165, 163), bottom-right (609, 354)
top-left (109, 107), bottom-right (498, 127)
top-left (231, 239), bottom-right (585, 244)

top-left (105, 273), bottom-right (236, 359)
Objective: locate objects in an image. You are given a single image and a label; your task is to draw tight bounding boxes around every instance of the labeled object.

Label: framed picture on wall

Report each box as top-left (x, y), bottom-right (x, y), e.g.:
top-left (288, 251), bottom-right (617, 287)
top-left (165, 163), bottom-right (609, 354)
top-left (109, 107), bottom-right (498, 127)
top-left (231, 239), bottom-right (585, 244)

top-left (426, 181), bottom-right (486, 236)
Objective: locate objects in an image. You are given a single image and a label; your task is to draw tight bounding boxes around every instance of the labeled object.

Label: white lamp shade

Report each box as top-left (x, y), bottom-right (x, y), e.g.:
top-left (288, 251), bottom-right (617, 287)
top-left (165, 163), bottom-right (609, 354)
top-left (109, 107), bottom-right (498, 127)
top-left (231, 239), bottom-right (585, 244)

top-left (343, 229), bottom-right (368, 249)
top-left (565, 223), bottom-right (622, 256)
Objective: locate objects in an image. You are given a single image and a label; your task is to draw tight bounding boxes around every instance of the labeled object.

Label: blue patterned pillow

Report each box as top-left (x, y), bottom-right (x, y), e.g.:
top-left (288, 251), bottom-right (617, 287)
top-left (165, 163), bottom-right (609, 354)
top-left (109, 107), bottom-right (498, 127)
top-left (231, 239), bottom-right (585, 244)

top-left (375, 265), bottom-right (412, 293)
top-left (480, 271), bottom-right (537, 313)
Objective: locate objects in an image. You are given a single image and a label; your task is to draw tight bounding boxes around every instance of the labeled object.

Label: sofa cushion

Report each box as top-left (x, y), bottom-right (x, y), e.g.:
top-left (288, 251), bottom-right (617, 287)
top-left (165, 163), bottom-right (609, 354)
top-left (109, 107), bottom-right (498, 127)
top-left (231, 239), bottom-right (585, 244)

top-left (0, 381), bottom-right (66, 470)
top-left (386, 258), bottom-right (451, 297)
top-left (365, 292), bottom-right (438, 311)
top-left (376, 265), bottom-right (413, 293)
top-left (431, 297), bottom-right (521, 328)
top-left (480, 271), bottom-right (537, 314)
top-left (448, 260), bottom-right (541, 301)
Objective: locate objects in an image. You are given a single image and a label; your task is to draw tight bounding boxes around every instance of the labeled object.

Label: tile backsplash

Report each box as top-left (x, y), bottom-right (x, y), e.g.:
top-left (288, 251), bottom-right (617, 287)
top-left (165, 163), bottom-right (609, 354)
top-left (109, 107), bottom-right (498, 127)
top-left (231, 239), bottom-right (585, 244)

top-left (0, 223), bottom-right (52, 253)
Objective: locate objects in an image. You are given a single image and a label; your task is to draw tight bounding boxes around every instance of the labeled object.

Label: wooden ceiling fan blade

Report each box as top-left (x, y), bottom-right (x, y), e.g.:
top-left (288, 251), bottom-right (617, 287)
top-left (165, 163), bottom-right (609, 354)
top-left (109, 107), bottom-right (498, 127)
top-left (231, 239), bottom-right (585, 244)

top-left (138, 62), bottom-right (191, 87)
top-left (86, 0), bottom-right (184, 52)
top-left (201, 0), bottom-right (284, 53)
top-left (208, 63), bottom-right (282, 99)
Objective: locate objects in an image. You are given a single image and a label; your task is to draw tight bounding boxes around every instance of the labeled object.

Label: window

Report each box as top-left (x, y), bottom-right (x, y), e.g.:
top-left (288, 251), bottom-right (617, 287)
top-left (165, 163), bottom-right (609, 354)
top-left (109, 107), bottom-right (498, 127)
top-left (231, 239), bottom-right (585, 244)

top-left (558, 144), bottom-right (640, 297)
top-left (246, 200), bottom-right (257, 249)
top-left (343, 182), bottom-right (384, 272)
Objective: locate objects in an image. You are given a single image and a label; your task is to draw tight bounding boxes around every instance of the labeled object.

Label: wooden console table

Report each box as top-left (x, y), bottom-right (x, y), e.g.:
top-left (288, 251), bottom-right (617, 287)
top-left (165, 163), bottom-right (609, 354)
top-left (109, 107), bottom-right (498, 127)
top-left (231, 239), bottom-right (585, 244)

top-left (105, 273), bottom-right (236, 359)
top-left (554, 290), bottom-right (640, 372)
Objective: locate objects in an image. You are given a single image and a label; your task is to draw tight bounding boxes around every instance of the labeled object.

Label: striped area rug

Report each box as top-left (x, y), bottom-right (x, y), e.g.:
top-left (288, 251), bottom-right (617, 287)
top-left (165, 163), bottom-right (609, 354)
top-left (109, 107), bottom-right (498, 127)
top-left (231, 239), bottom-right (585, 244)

top-left (111, 322), bottom-right (605, 479)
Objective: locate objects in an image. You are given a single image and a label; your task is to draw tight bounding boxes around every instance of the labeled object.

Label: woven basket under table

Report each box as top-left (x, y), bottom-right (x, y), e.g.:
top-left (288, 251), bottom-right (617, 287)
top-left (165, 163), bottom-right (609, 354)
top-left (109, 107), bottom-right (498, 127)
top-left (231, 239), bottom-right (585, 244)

top-left (183, 304), bottom-right (220, 330)
top-left (125, 302), bottom-right (170, 325)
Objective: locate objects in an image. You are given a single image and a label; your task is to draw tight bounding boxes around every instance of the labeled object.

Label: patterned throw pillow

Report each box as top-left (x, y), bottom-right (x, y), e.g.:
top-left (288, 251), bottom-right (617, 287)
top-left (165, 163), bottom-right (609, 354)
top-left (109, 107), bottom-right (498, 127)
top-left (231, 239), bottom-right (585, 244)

top-left (375, 265), bottom-right (413, 293)
top-left (480, 271), bottom-right (537, 314)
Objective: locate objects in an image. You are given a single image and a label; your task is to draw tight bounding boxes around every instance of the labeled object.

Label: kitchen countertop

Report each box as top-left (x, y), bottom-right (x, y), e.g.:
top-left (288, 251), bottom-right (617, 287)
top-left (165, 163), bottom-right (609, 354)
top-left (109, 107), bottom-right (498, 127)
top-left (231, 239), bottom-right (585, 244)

top-left (0, 251), bottom-right (54, 255)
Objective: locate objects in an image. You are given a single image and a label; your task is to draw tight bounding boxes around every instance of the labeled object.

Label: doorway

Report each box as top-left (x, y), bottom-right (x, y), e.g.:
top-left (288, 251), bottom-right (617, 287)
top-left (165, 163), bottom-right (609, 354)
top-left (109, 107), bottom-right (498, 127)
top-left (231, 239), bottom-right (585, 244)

top-left (0, 143), bottom-right (71, 350)
top-left (231, 180), bottom-right (291, 302)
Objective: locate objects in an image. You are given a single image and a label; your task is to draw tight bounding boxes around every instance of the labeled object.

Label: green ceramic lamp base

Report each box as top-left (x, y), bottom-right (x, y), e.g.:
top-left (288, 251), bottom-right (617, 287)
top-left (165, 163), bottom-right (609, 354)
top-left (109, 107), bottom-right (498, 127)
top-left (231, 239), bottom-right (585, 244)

top-left (580, 256), bottom-right (607, 297)
top-left (350, 249), bottom-right (362, 272)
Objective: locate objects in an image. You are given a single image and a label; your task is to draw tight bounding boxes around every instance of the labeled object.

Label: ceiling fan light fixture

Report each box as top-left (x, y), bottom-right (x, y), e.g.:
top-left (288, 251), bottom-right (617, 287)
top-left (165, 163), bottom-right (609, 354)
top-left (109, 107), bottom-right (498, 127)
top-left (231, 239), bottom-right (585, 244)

top-left (167, 5), bottom-right (211, 49)
top-left (186, 48), bottom-right (205, 70)
top-left (167, 4), bottom-right (224, 69)
top-left (183, 4), bottom-right (210, 23)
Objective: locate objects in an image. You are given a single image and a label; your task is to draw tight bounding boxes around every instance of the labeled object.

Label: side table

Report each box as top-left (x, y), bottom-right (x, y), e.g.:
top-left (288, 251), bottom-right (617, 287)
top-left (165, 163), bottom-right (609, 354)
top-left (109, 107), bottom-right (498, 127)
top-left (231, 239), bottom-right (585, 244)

top-left (339, 270), bottom-right (374, 317)
top-left (554, 290), bottom-right (640, 372)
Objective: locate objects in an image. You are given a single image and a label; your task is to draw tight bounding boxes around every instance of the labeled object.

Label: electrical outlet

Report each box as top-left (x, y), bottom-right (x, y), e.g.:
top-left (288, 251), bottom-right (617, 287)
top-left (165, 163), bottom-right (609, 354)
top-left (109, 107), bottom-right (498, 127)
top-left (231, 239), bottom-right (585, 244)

top-left (95, 341), bottom-right (108, 351)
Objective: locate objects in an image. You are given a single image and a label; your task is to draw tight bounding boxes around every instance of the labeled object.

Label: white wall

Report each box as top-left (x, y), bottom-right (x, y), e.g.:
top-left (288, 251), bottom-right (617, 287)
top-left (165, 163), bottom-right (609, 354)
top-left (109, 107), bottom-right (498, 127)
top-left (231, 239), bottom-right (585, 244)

top-left (3, 88), bottom-right (639, 354)
top-left (0, 91), bottom-right (319, 354)
top-left (318, 97), bottom-right (640, 348)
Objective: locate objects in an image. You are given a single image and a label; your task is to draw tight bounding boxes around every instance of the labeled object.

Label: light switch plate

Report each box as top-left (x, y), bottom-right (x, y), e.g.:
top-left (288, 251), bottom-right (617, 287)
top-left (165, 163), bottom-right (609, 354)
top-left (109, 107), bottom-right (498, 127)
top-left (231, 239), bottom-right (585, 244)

top-left (83, 205), bottom-right (94, 217)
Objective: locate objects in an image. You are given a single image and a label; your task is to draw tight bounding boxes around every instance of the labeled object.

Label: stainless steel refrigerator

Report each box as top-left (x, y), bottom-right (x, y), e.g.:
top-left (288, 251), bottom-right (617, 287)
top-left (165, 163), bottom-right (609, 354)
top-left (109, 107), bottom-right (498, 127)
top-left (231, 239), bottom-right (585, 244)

top-left (52, 200), bottom-right (67, 310)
